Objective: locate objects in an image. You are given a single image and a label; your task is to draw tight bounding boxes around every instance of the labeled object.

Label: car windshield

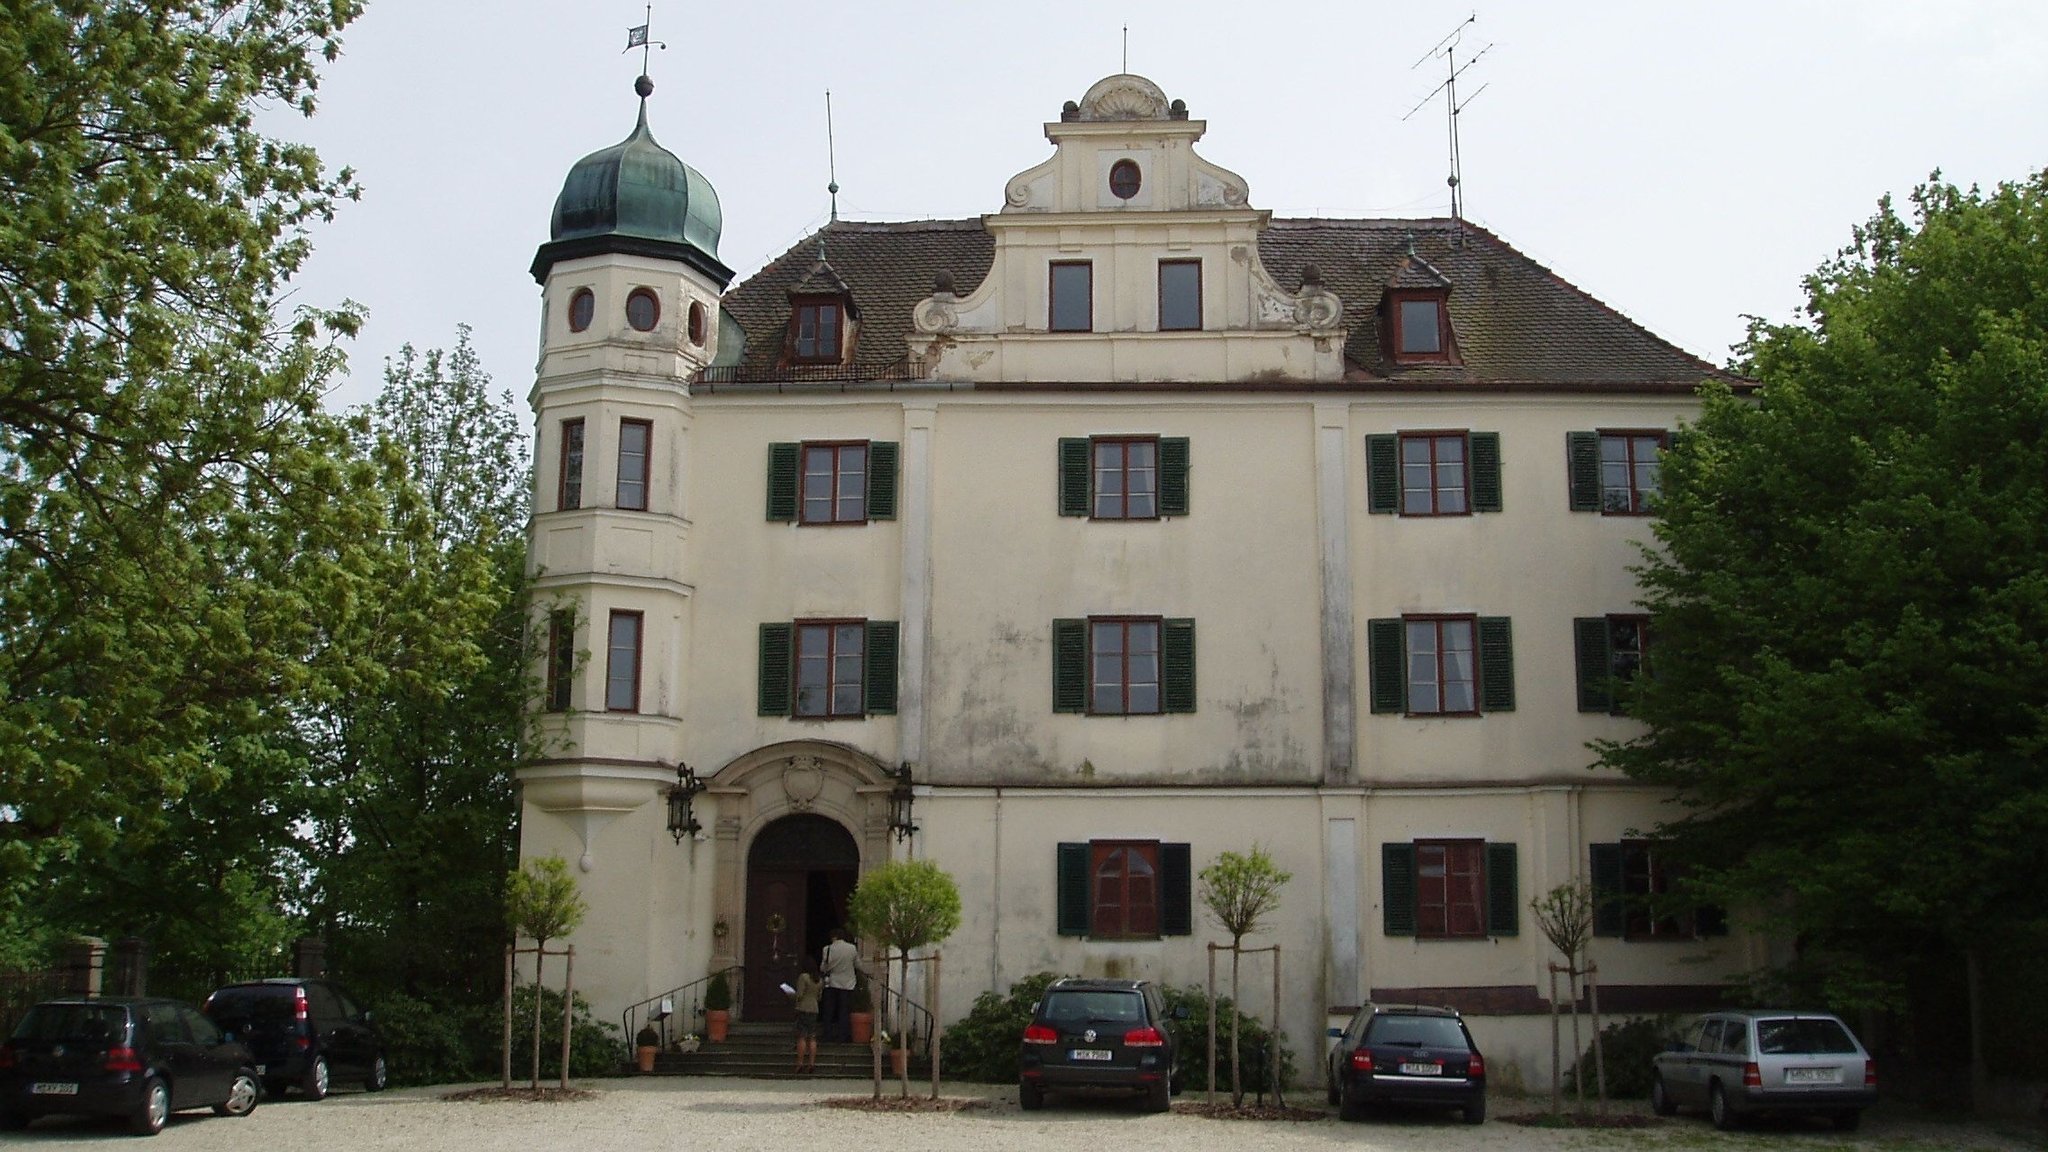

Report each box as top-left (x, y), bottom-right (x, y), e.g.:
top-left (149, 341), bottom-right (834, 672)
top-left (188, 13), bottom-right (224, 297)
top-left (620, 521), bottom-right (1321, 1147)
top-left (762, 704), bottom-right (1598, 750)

top-left (206, 987), bottom-right (295, 1025)
top-left (1756, 1017), bottom-right (1857, 1055)
top-left (1367, 1015), bottom-right (1468, 1048)
top-left (1042, 991), bottom-right (1144, 1026)
top-left (13, 1004), bottom-right (126, 1044)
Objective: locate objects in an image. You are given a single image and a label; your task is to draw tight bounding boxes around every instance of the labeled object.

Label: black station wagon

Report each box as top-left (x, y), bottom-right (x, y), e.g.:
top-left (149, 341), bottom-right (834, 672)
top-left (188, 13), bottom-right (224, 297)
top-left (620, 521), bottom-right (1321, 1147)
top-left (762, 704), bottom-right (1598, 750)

top-left (1327, 1002), bottom-right (1487, 1124)
top-left (0, 997), bottom-right (260, 1136)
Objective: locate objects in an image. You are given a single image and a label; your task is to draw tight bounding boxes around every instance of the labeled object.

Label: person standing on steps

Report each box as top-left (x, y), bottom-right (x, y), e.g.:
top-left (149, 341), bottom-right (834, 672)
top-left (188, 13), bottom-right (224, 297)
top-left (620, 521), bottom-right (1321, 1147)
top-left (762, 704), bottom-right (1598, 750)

top-left (791, 961), bottom-right (822, 1073)
top-left (820, 928), bottom-right (858, 1044)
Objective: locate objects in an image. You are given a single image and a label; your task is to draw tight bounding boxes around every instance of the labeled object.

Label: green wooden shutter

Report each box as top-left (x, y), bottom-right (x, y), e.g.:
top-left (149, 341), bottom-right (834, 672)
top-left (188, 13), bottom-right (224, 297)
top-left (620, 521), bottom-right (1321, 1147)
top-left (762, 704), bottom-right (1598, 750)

top-left (1366, 434), bottom-right (1399, 514)
top-left (1160, 843), bottom-right (1192, 935)
top-left (1162, 619), bottom-right (1197, 714)
top-left (1478, 617), bottom-right (1515, 712)
top-left (1052, 619), bottom-right (1087, 713)
top-left (1575, 617), bottom-right (1614, 712)
top-left (1057, 843), bottom-right (1091, 936)
top-left (864, 620), bottom-right (899, 715)
top-left (866, 441), bottom-right (899, 520)
top-left (757, 623), bottom-right (793, 715)
top-left (1470, 431), bottom-right (1503, 513)
top-left (767, 443), bottom-right (800, 521)
top-left (1566, 431), bottom-right (1600, 512)
top-left (1158, 437), bottom-right (1190, 517)
top-left (1486, 843), bottom-right (1519, 936)
top-left (1368, 618), bottom-right (1406, 714)
top-left (1590, 843), bottom-right (1625, 937)
top-left (1382, 843), bottom-right (1417, 935)
top-left (1058, 438), bottom-right (1091, 516)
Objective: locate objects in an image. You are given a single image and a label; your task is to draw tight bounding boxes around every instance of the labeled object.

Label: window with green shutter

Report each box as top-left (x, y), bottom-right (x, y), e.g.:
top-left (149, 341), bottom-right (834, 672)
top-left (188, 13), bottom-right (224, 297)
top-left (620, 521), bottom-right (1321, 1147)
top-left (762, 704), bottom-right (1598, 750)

top-left (1386, 840), bottom-right (1518, 938)
top-left (1370, 615), bottom-right (1513, 715)
top-left (757, 623), bottom-right (793, 715)
top-left (1365, 435), bottom-right (1399, 514)
top-left (1367, 618), bottom-right (1406, 713)
top-left (865, 441), bottom-right (899, 520)
top-left (766, 443), bottom-right (800, 521)
top-left (768, 440), bottom-right (896, 524)
top-left (1382, 843), bottom-right (1417, 935)
top-left (1566, 431), bottom-right (1601, 512)
top-left (1592, 840), bottom-right (1728, 941)
top-left (759, 619), bottom-right (897, 718)
top-left (1486, 843), bottom-right (1519, 935)
top-left (1053, 616), bottom-right (1195, 716)
top-left (1051, 619), bottom-right (1087, 712)
top-left (1590, 842), bottom-right (1626, 936)
top-left (1162, 619), bottom-right (1196, 713)
top-left (1575, 618), bottom-right (1614, 712)
top-left (1057, 843), bottom-right (1091, 935)
top-left (1368, 431), bottom-right (1501, 515)
top-left (1478, 617), bottom-right (1515, 712)
top-left (1059, 840), bottom-right (1192, 939)
top-left (1057, 436), bottom-right (1190, 519)
top-left (1470, 432), bottom-right (1503, 512)
top-left (863, 621), bottom-right (899, 715)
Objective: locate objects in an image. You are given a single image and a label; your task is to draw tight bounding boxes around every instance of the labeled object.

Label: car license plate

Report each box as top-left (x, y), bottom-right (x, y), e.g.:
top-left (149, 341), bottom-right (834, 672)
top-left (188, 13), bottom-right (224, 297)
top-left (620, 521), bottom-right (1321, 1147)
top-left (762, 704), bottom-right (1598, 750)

top-left (1785, 1067), bottom-right (1838, 1084)
top-left (1398, 1062), bottom-right (1442, 1076)
top-left (31, 1082), bottom-right (79, 1095)
top-left (255, 1064), bottom-right (266, 1074)
top-left (1070, 1049), bottom-right (1113, 1061)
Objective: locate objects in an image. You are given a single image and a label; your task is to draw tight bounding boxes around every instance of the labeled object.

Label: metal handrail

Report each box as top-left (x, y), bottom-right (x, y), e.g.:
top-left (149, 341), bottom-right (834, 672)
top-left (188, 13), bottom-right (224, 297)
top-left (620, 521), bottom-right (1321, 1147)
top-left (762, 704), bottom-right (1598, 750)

top-left (865, 957), bottom-right (936, 1057)
top-left (620, 965), bottom-right (743, 1059)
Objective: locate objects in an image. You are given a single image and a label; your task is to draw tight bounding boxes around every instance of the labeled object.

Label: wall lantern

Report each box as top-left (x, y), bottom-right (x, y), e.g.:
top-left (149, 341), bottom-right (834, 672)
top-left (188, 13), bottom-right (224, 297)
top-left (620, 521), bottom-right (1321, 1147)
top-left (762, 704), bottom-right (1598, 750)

top-left (888, 762), bottom-right (919, 842)
top-left (666, 762), bottom-right (705, 844)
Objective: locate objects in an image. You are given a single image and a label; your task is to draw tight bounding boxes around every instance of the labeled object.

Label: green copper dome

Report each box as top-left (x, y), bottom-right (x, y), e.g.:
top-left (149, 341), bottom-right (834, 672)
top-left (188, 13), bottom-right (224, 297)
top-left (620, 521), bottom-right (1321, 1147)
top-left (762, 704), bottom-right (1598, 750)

top-left (530, 79), bottom-right (734, 287)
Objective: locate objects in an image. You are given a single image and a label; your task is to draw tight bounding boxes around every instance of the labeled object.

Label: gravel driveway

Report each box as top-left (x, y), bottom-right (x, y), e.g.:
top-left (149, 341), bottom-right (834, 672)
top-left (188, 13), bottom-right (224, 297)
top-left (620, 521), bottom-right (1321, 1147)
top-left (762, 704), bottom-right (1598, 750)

top-left (4, 1078), bottom-right (2035, 1151)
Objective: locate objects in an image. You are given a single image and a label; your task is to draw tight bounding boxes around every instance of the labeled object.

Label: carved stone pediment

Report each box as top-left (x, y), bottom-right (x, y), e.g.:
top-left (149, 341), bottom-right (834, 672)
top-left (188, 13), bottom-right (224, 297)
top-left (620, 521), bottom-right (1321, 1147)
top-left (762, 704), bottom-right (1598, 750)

top-left (1076, 74), bottom-right (1171, 121)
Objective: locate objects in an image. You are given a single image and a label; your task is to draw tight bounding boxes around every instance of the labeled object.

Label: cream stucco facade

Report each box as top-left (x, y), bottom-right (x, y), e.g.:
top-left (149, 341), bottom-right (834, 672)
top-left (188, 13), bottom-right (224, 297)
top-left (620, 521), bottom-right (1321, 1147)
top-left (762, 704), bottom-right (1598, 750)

top-left (515, 73), bottom-right (1753, 1091)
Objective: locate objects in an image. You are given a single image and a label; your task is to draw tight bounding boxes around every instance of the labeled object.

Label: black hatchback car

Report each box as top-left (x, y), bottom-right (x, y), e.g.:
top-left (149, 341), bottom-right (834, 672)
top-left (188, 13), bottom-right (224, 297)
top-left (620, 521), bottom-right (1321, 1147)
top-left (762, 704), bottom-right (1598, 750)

top-left (0, 997), bottom-right (260, 1135)
top-left (1019, 978), bottom-right (1178, 1112)
top-left (202, 978), bottom-right (387, 1100)
top-left (1327, 1003), bottom-right (1487, 1124)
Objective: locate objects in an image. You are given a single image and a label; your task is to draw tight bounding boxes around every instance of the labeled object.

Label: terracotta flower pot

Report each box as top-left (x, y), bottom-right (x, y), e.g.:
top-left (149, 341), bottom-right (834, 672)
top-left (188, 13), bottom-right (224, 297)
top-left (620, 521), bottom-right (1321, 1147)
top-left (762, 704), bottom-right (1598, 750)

top-left (889, 1047), bottom-right (908, 1077)
top-left (636, 1045), bottom-right (658, 1073)
top-left (705, 1009), bottom-right (729, 1043)
top-left (848, 1011), bottom-right (873, 1045)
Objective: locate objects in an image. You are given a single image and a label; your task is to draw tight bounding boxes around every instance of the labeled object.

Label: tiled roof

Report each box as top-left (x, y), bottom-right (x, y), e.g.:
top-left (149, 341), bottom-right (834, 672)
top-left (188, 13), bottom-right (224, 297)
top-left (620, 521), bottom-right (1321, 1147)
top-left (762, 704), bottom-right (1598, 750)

top-left (715, 217), bottom-right (1735, 388)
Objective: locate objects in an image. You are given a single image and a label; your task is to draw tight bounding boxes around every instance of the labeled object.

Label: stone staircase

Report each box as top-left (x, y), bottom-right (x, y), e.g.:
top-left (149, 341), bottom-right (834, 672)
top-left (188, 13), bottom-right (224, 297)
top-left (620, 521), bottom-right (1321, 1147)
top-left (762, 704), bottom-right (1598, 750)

top-left (642, 1022), bottom-right (928, 1080)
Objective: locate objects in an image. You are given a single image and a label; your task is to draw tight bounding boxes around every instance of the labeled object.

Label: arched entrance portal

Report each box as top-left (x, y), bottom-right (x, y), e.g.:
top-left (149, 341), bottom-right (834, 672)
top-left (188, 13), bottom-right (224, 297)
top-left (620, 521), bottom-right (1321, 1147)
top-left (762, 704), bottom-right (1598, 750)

top-left (744, 814), bottom-right (859, 1021)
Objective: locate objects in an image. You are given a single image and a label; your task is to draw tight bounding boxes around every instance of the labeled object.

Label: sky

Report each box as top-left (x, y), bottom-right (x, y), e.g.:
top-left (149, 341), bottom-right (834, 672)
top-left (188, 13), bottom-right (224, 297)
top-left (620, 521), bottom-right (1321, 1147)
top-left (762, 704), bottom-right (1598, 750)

top-left (266, 0), bottom-right (2048, 414)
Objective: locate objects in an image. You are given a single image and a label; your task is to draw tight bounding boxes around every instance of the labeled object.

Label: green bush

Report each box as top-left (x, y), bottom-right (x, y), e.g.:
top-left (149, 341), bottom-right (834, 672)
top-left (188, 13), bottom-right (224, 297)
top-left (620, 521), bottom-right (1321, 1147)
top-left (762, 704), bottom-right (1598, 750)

top-left (940, 971), bottom-right (1065, 1083)
top-left (369, 991), bottom-right (481, 1087)
top-left (489, 985), bottom-right (623, 1081)
top-left (1161, 984), bottom-right (1296, 1097)
top-left (1565, 1013), bottom-right (1683, 1100)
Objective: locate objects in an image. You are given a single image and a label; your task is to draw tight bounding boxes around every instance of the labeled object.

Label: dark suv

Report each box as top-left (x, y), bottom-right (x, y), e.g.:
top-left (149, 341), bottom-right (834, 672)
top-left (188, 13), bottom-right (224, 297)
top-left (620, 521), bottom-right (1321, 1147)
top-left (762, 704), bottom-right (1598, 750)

top-left (0, 997), bottom-right (260, 1135)
top-left (1327, 1003), bottom-right (1487, 1124)
top-left (202, 979), bottom-right (386, 1100)
top-left (1018, 978), bottom-right (1178, 1112)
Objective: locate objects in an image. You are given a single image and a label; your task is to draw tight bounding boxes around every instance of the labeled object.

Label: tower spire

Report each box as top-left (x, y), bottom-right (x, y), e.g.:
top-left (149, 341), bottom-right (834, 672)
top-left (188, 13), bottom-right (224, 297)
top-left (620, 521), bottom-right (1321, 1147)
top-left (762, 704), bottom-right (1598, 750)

top-left (819, 89), bottom-right (840, 264)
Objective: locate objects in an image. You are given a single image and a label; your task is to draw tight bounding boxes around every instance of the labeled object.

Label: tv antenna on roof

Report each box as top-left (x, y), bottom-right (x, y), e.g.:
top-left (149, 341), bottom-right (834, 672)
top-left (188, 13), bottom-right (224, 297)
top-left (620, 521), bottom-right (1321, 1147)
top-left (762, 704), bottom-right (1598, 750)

top-left (1404, 13), bottom-right (1492, 230)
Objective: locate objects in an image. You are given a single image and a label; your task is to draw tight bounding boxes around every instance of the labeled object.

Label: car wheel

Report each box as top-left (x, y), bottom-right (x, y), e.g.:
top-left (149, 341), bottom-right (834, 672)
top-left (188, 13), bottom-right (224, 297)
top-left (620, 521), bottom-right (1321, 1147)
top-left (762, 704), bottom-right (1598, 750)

top-left (1018, 1081), bottom-right (1044, 1111)
top-left (1832, 1110), bottom-right (1862, 1132)
top-left (130, 1074), bottom-right (170, 1136)
top-left (1145, 1077), bottom-right (1171, 1113)
top-left (301, 1055), bottom-right (329, 1101)
top-left (1337, 1078), bottom-right (1367, 1122)
top-left (1651, 1074), bottom-right (1678, 1116)
top-left (365, 1053), bottom-right (389, 1092)
top-left (214, 1072), bottom-right (259, 1117)
top-left (1463, 1093), bottom-right (1486, 1125)
top-left (1709, 1082), bottom-right (1739, 1131)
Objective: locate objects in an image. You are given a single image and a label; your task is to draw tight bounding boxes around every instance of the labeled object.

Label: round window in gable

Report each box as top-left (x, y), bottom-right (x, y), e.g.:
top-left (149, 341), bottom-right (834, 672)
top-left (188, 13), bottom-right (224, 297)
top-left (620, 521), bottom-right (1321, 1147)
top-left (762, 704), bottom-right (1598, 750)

top-left (567, 287), bottom-right (595, 332)
top-left (1109, 158), bottom-right (1142, 200)
top-left (687, 301), bottom-right (706, 346)
top-left (626, 287), bottom-right (660, 332)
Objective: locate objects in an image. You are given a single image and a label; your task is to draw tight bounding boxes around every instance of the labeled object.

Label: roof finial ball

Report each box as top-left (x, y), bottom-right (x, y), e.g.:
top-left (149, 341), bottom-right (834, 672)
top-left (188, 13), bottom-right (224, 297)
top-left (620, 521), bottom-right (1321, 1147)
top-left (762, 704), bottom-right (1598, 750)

top-left (635, 74), bottom-right (654, 99)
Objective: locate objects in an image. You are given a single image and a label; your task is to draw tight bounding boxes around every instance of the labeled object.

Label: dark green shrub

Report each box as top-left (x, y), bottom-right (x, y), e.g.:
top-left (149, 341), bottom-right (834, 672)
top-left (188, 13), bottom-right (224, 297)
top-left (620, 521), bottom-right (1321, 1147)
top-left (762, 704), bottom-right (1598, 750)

top-left (1565, 1013), bottom-right (1683, 1100)
top-left (487, 985), bottom-right (623, 1080)
top-left (940, 971), bottom-right (1065, 1082)
top-left (1161, 984), bottom-right (1296, 1097)
top-left (369, 991), bottom-right (480, 1087)
top-left (703, 972), bottom-right (732, 1011)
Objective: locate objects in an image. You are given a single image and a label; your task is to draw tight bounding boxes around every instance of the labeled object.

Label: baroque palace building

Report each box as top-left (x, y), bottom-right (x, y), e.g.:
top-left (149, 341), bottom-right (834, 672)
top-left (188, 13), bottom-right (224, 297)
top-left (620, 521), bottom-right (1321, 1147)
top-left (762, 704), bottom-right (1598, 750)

top-left (516, 70), bottom-right (1757, 1087)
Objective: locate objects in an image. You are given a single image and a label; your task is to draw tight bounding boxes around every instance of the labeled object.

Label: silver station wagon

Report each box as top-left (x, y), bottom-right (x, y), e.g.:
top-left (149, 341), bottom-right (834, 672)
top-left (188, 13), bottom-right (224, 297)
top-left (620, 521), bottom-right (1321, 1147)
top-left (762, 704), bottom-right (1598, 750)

top-left (1651, 1010), bottom-right (1877, 1130)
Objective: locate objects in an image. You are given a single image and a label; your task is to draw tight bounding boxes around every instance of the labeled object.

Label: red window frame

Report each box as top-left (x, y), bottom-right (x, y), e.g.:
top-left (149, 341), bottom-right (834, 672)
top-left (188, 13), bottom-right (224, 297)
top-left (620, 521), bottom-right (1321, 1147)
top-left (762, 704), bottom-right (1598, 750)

top-left (792, 298), bottom-right (843, 363)
top-left (567, 287), bottom-right (595, 333)
top-left (558, 418), bottom-right (585, 511)
top-left (1621, 839), bottom-right (1689, 939)
top-left (687, 300), bottom-right (707, 346)
top-left (1158, 259), bottom-right (1201, 331)
top-left (1388, 291), bottom-right (1452, 363)
top-left (799, 441), bottom-right (868, 525)
top-left (1404, 615), bottom-right (1478, 716)
top-left (1599, 431), bottom-right (1667, 515)
top-left (1090, 437), bottom-right (1159, 520)
top-left (605, 610), bottom-right (643, 713)
top-left (1609, 614), bottom-right (1651, 692)
top-left (545, 610), bottom-right (574, 712)
top-left (616, 418), bottom-right (652, 511)
top-left (1398, 431), bottom-right (1470, 516)
top-left (1091, 840), bottom-right (1161, 938)
top-left (625, 287), bottom-right (660, 332)
top-left (1416, 839), bottom-right (1486, 939)
top-left (1089, 617), bottom-right (1162, 716)
top-left (793, 619), bottom-right (866, 719)
top-left (1108, 158), bottom-right (1142, 200)
top-left (1050, 261), bottom-right (1093, 332)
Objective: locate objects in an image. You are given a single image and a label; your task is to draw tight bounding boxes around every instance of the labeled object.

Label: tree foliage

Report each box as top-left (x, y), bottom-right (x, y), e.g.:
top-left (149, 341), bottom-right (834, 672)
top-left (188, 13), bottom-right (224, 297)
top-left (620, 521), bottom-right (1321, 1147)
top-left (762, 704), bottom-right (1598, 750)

top-left (846, 859), bottom-right (962, 956)
top-left (1598, 172), bottom-right (2048, 1008)
top-left (1198, 845), bottom-right (1290, 944)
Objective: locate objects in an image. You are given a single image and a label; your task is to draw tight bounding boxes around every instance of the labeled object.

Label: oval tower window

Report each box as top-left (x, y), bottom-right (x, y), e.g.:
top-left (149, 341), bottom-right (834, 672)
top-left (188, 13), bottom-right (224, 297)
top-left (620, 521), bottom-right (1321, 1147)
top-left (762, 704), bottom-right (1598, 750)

top-left (688, 301), bottom-right (707, 346)
top-left (625, 287), bottom-right (660, 332)
top-left (567, 287), bottom-right (595, 332)
top-left (1109, 158), bottom-right (1142, 200)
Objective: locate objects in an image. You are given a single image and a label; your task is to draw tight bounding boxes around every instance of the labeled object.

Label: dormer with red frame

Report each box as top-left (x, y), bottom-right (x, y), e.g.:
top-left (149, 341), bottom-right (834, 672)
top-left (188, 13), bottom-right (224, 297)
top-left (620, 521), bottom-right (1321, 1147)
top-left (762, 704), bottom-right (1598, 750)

top-left (782, 258), bottom-right (860, 370)
top-left (1381, 241), bottom-right (1459, 367)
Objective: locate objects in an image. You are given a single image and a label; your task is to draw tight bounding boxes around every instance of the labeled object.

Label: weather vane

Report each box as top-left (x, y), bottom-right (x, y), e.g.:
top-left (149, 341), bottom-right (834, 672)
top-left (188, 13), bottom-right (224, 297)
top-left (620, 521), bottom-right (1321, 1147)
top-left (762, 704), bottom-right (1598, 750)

top-left (1404, 12), bottom-right (1492, 227)
top-left (624, 4), bottom-right (669, 77)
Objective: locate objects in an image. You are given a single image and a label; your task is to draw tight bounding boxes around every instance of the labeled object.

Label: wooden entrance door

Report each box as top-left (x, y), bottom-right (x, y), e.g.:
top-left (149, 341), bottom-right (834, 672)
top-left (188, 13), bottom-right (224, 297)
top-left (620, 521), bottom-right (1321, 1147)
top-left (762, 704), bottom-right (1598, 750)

top-left (743, 815), bottom-right (858, 1021)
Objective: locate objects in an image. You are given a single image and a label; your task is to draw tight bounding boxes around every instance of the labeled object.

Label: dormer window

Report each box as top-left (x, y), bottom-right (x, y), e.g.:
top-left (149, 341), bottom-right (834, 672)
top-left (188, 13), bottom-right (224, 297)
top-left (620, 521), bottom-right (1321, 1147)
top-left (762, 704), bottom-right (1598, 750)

top-left (793, 298), bottom-right (843, 363)
top-left (1387, 291), bottom-right (1454, 363)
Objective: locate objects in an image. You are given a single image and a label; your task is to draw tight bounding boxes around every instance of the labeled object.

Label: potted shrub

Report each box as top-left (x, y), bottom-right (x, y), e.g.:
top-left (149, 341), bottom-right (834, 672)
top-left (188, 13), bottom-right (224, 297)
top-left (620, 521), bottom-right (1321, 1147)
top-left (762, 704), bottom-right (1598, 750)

top-left (635, 1024), bottom-right (661, 1073)
top-left (848, 971), bottom-right (874, 1045)
top-left (703, 972), bottom-right (732, 1043)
